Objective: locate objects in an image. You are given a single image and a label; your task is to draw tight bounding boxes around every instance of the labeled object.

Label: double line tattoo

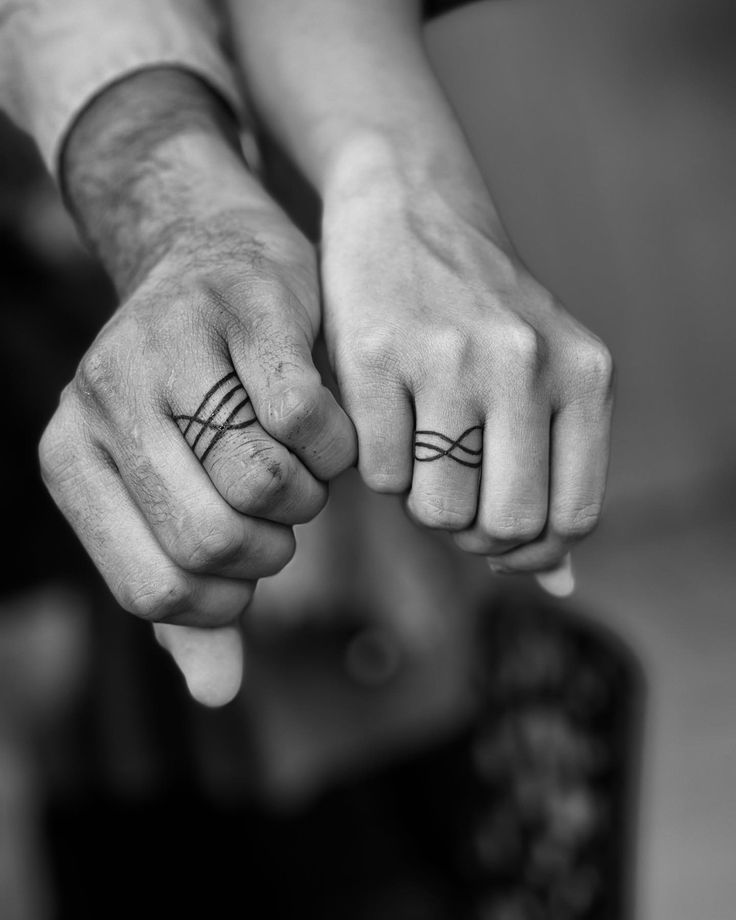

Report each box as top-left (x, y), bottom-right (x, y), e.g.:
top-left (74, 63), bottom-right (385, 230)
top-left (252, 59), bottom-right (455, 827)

top-left (174, 371), bottom-right (257, 463)
top-left (414, 425), bottom-right (483, 468)
top-left (177, 373), bottom-right (482, 471)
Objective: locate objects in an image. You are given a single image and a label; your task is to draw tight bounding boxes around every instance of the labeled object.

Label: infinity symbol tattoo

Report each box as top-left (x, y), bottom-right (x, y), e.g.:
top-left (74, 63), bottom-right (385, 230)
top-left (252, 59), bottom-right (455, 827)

top-left (414, 425), bottom-right (483, 468)
top-left (174, 371), bottom-right (257, 463)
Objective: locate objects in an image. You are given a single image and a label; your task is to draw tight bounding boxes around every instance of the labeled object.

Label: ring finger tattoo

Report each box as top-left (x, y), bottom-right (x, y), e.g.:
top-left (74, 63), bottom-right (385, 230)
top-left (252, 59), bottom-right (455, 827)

top-left (414, 425), bottom-right (483, 468)
top-left (408, 421), bottom-right (483, 530)
top-left (174, 371), bottom-right (257, 463)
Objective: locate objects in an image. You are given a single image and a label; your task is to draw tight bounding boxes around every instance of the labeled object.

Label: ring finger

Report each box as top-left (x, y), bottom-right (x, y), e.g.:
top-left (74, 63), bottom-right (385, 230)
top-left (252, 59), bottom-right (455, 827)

top-left (171, 364), bottom-right (327, 525)
top-left (406, 402), bottom-right (483, 532)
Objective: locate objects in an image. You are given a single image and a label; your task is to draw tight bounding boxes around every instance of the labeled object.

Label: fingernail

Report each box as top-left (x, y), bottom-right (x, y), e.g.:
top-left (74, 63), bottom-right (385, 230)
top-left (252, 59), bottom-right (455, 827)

top-left (534, 554), bottom-right (575, 597)
top-left (153, 624), bottom-right (244, 707)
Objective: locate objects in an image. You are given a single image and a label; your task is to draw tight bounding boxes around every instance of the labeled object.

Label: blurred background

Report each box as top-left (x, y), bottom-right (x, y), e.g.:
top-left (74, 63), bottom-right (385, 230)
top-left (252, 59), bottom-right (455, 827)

top-left (1, 1), bottom-right (734, 918)
top-left (425, 1), bottom-right (736, 917)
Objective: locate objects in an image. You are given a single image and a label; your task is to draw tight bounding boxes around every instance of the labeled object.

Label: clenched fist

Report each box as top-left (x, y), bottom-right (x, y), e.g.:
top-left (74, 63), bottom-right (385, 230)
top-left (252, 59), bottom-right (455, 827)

top-left (322, 140), bottom-right (613, 576)
top-left (40, 69), bottom-right (356, 704)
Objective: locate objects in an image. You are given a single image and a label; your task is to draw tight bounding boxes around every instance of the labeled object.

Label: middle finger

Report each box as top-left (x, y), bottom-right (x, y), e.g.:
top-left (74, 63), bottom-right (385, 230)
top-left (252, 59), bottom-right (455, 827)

top-left (455, 400), bottom-right (550, 555)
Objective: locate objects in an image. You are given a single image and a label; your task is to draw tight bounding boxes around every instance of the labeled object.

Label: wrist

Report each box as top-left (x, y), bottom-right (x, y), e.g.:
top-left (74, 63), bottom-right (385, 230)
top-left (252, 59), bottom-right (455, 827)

top-left (61, 68), bottom-right (261, 294)
top-left (321, 129), bottom-right (510, 247)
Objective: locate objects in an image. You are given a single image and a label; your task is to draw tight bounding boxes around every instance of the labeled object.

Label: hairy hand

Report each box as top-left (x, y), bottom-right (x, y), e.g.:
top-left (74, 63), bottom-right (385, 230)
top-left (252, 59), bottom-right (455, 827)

top-left (40, 69), bottom-right (356, 705)
top-left (321, 153), bottom-right (613, 576)
top-left (40, 208), bottom-right (355, 703)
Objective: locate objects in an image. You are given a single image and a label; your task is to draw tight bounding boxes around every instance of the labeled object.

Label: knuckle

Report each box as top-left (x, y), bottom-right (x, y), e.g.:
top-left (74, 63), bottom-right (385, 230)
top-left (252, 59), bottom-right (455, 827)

top-left (275, 532), bottom-right (298, 570)
top-left (264, 384), bottom-right (324, 443)
top-left (75, 343), bottom-right (120, 408)
top-left (282, 485), bottom-right (327, 525)
top-left (337, 336), bottom-right (405, 401)
top-left (484, 510), bottom-right (546, 544)
top-left (361, 467), bottom-right (412, 495)
top-left (496, 323), bottom-right (544, 390)
top-left (223, 443), bottom-right (290, 512)
top-left (408, 494), bottom-right (474, 531)
top-left (504, 322), bottom-right (543, 367)
top-left (577, 339), bottom-right (615, 393)
top-left (555, 502), bottom-right (603, 540)
top-left (428, 327), bottom-right (475, 365)
top-left (245, 527), bottom-right (296, 576)
top-left (38, 417), bottom-right (67, 486)
top-left (177, 522), bottom-right (243, 573)
top-left (38, 407), bottom-right (91, 493)
top-left (125, 574), bottom-right (192, 621)
top-left (350, 328), bottom-right (399, 371)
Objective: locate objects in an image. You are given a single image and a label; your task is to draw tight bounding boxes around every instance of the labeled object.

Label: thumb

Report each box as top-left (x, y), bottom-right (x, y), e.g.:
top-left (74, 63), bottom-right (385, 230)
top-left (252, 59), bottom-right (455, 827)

top-left (534, 554), bottom-right (575, 598)
top-left (153, 623), bottom-right (244, 707)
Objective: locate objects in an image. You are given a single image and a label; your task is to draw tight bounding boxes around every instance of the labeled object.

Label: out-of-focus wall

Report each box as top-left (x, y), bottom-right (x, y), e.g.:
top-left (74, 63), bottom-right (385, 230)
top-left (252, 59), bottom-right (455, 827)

top-left (426, 4), bottom-right (736, 919)
top-left (427, 0), bottom-right (736, 516)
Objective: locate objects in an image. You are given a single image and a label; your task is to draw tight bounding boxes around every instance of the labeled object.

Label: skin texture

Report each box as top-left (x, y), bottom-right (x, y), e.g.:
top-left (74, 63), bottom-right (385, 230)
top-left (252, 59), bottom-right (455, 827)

top-left (42, 3), bottom-right (613, 705)
top-left (228, 0), bottom-right (614, 575)
top-left (41, 69), bottom-right (356, 704)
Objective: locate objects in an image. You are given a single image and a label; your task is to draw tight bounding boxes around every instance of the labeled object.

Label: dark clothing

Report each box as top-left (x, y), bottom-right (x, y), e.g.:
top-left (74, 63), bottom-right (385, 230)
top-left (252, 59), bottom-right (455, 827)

top-left (45, 592), bottom-right (641, 920)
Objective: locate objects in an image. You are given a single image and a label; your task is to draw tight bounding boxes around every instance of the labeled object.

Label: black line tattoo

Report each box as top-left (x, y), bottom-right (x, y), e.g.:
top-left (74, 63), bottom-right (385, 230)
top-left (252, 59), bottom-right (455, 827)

top-left (414, 425), bottom-right (483, 468)
top-left (174, 372), bottom-right (257, 462)
top-left (190, 383), bottom-right (242, 453)
top-left (180, 371), bottom-right (237, 438)
top-left (200, 399), bottom-right (253, 463)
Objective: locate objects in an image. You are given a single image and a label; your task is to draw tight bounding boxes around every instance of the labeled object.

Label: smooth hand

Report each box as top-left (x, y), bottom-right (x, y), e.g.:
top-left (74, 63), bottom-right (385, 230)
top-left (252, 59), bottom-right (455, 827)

top-left (321, 142), bottom-right (613, 577)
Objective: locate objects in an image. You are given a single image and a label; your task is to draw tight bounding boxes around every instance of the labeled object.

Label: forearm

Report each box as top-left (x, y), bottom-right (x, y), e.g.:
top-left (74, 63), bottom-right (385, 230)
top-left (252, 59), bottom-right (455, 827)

top-left (61, 67), bottom-right (270, 296)
top-left (226, 0), bottom-right (508, 242)
top-left (0, 0), bottom-right (243, 177)
top-left (228, 0), bottom-right (612, 585)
